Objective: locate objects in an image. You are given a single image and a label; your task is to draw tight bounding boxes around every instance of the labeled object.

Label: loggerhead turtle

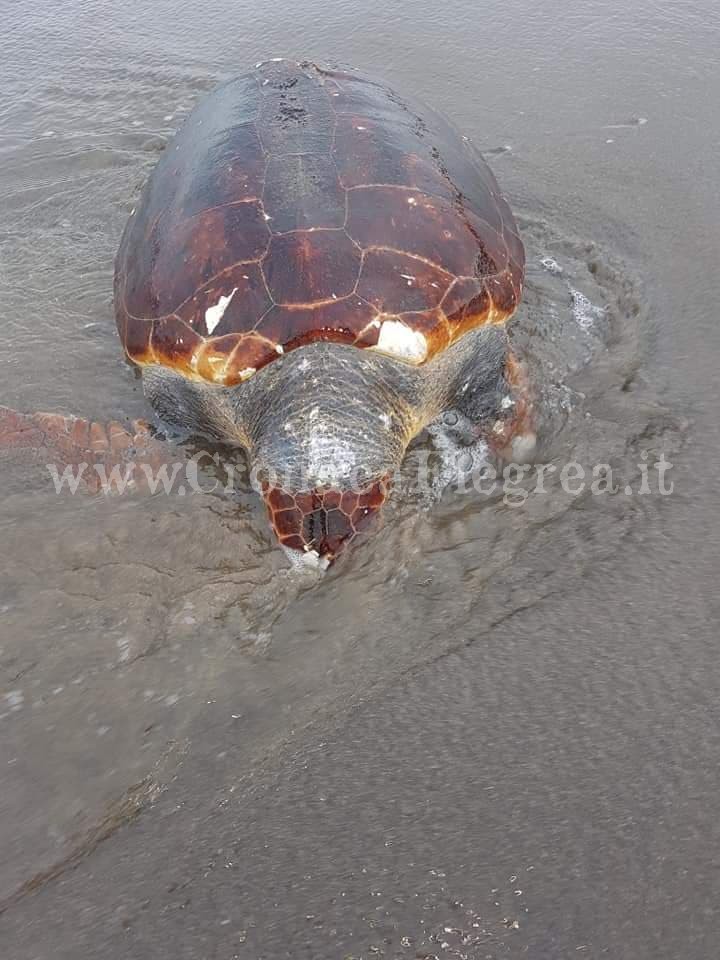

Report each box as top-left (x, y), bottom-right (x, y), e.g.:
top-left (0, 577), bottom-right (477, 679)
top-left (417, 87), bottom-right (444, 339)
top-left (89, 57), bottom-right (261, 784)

top-left (0, 59), bottom-right (534, 567)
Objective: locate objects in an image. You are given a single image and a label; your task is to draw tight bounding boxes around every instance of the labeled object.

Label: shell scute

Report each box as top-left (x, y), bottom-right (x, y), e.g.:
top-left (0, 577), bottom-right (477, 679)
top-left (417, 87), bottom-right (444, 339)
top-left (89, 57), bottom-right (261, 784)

top-left (356, 249), bottom-right (451, 314)
top-left (151, 202), bottom-right (270, 313)
top-left (263, 230), bottom-right (362, 305)
top-left (486, 271), bottom-right (520, 315)
top-left (442, 278), bottom-right (490, 325)
top-left (122, 314), bottom-right (152, 359)
top-left (175, 262), bottom-right (272, 338)
top-left (347, 186), bottom-right (491, 278)
top-left (263, 155), bottom-right (345, 231)
top-left (183, 125), bottom-right (266, 217)
top-left (257, 297), bottom-right (376, 353)
top-left (225, 332), bottom-right (282, 384)
top-left (321, 72), bottom-right (415, 125)
top-left (150, 315), bottom-right (204, 366)
top-left (332, 115), bottom-right (424, 189)
top-left (193, 334), bottom-right (244, 382)
top-left (257, 62), bottom-right (335, 155)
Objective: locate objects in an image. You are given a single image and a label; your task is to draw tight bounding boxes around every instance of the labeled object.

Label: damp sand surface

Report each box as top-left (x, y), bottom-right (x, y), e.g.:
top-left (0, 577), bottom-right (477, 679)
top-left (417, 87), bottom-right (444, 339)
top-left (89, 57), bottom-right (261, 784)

top-left (0, 2), bottom-right (719, 957)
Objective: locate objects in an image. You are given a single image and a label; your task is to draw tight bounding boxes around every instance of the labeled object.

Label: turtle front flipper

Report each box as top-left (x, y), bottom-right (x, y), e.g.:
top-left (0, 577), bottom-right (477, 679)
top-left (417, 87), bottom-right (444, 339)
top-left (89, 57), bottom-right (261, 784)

top-left (0, 406), bottom-right (174, 494)
top-left (428, 346), bottom-right (537, 491)
top-left (483, 352), bottom-right (537, 463)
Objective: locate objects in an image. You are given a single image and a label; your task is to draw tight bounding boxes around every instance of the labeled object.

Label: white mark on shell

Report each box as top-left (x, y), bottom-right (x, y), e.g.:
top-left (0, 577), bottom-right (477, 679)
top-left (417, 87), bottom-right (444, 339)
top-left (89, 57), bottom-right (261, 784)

top-left (275, 343), bottom-right (284, 354)
top-left (374, 320), bottom-right (427, 363)
top-left (238, 367), bottom-right (256, 381)
top-left (205, 288), bottom-right (237, 335)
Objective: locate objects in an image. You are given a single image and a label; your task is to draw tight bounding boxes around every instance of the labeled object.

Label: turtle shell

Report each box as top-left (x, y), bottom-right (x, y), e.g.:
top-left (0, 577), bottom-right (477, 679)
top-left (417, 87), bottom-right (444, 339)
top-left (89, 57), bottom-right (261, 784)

top-left (115, 59), bottom-right (524, 386)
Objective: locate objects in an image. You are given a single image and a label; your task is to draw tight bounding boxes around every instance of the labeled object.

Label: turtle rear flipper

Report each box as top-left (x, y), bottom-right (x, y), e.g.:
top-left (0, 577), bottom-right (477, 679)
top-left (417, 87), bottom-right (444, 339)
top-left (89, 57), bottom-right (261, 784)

top-left (0, 406), bottom-right (173, 494)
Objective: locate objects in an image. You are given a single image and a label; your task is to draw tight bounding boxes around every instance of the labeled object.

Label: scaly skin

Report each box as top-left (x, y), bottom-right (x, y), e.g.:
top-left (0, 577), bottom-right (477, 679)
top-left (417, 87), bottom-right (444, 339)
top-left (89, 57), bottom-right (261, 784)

top-left (262, 476), bottom-right (391, 559)
top-left (0, 337), bottom-right (535, 557)
top-left (0, 406), bottom-right (173, 494)
top-left (484, 353), bottom-right (536, 461)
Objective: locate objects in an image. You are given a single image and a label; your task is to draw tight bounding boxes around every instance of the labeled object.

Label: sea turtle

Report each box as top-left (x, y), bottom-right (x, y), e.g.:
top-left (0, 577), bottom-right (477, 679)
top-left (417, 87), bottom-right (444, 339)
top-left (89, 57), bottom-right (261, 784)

top-left (1, 59), bottom-right (534, 567)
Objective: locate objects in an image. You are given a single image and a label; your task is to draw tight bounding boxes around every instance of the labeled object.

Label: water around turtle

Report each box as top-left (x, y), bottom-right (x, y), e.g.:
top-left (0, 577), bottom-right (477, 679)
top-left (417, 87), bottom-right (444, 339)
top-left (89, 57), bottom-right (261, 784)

top-left (0, 1), bottom-right (718, 957)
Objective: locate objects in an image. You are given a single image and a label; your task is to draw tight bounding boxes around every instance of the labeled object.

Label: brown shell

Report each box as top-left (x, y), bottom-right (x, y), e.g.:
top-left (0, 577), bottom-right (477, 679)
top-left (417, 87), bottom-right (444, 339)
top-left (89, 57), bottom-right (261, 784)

top-left (114, 60), bottom-right (525, 386)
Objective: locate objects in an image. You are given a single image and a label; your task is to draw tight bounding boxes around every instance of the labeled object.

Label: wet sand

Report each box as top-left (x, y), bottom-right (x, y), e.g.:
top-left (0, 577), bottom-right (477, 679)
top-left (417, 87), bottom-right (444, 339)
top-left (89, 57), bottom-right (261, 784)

top-left (1, 1), bottom-right (719, 957)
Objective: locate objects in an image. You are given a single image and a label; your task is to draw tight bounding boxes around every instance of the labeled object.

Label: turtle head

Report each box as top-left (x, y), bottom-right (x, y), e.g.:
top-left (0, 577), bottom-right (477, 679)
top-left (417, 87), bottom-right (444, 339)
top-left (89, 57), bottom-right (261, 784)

top-left (261, 476), bottom-right (392, 570)
top-left (234, 343), bottom-right (421, 566)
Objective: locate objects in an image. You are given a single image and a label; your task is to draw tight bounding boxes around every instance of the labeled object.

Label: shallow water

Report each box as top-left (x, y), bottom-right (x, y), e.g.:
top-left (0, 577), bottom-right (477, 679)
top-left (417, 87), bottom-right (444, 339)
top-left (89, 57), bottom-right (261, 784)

top-left (1, 1), bottom-right (719, 957)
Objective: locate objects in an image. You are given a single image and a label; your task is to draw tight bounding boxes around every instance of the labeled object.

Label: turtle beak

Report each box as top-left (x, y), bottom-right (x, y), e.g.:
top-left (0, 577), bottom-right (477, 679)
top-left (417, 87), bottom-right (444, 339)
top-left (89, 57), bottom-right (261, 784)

top-left (262, 477), bottom-right (390, 567)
